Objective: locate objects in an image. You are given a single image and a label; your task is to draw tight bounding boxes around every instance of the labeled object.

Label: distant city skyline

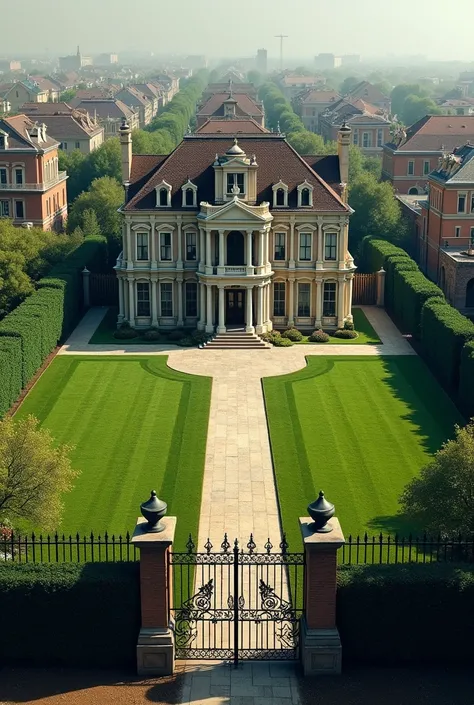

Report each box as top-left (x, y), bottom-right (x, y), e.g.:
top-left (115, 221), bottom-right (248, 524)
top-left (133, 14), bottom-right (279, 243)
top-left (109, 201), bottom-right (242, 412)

top-left (3, 0), bottom-right (474, 63)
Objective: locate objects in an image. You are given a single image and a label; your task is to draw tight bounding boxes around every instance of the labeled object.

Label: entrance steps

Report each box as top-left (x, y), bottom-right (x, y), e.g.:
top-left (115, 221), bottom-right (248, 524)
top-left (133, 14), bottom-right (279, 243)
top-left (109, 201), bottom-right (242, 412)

top-left (203, 329), bottom-right (271, 350)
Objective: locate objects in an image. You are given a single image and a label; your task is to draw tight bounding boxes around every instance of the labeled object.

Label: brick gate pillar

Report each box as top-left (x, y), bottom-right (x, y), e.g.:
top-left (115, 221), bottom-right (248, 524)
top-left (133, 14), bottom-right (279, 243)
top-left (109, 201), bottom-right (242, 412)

top-left (299, 515), bottom-right (345, 676)
top-left (132, 516), bottom-right (176, 676)
top-left (376, 267), bottom-right (386, 307)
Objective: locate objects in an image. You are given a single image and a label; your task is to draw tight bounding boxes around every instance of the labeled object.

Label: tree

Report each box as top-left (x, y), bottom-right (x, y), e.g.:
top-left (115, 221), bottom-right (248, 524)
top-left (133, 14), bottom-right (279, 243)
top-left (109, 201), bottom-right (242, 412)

top-left (81, 208), bottom-right (102, 238)
top-left (287, 131), bottom-right (326, 154)
top-left (390, 83), bottom-right (429, 119)
top-left (68, 176), bottom-right (124, 252)
top-left (340, 76), bottom-right (360, 95)
top-left (0, 415), bottom-right (78, 530)
top-left (400, 95), bottom-right (442, 127)
top-left (60, 88), bottom-right (76, 103)
top-left (247, 70), bottom-right (263, 86)
top-left (400, 421), bottom-right (474, 536)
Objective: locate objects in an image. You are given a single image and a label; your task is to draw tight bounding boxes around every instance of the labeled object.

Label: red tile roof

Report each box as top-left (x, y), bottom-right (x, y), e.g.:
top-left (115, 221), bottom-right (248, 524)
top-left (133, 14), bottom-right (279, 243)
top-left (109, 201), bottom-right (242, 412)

top-left (389, 115), bottom-right (474, 152)
top-left (196, 118), bottom-right (268, 134)
top-left (125, 135), bottom-right (348, 213)
top-left (197, 93), bottom-right (263, 118)
top-left (300, 90), bottom-right (341, 104)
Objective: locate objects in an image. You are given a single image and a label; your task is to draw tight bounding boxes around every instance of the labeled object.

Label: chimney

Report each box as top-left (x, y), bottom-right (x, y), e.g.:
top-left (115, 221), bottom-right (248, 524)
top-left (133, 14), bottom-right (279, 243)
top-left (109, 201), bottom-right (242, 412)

top-left (119, 117), bottom-right (132, 197)
top-left (337, 121), bottom-right (351, 203)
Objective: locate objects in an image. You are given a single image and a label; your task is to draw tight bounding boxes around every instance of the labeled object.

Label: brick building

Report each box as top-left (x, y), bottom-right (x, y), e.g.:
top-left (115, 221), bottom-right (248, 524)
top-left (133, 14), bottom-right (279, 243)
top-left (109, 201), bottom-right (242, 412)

top-left (293, 89), bottom-right (341, 133)
top-left (319, 98), bottom-right (391, 156)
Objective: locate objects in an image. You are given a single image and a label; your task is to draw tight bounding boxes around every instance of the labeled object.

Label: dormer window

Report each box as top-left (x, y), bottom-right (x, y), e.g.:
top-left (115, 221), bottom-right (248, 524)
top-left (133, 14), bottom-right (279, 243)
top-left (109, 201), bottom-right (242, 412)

top-left (272, 180), bottom-right (288, 207)
top-left (181, 179), bottom-right (198, 207)
top-left (155, 180), bottom-right (172, 207)
top-left (227, 173), bottom-right (245, 196)
top-left (297, 180), bottom-right (314, 207)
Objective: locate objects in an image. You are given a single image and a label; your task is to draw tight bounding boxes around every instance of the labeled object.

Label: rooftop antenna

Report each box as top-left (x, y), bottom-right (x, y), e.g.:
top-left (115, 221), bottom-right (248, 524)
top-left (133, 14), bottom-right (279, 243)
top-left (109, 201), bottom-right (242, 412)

top-left (275, 35), bottom-right (288, 71)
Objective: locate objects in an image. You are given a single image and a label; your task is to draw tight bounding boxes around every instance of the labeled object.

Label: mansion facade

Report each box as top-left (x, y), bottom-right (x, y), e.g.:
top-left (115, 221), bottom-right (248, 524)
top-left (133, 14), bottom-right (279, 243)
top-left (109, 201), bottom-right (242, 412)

top-left (116, 122), bottom-right (355, 333)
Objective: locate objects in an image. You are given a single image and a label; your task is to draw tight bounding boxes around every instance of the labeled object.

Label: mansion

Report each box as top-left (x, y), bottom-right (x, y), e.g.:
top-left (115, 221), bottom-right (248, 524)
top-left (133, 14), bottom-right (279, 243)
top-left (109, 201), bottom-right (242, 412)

top-left (116, 122), bottom-right (355, 333)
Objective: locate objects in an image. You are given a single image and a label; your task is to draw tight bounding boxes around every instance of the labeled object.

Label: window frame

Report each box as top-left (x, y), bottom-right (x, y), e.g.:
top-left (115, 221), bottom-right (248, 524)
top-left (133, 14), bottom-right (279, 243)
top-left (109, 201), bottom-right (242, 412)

top-left (273, 282), bottom-right (286, 316)
top-left (323, 281), bottom-right (337, 317)
top-left (423, 160), bottom-right (431, 176)
top-left (324, 232), bottom-right (338, 261)
top-left (471, 194), bottom-right (474, 213)
top-left (353, 130), bottom-right (359, 145)
top-left (136, 282), bottom-right (150, 317)
top-left (14, 167), bottom-right (23, 185)
top-left (159, 232), bottom-right (172, 261)
top-left (274, 232), bottom-right (286, 261)
top-left (226, 172), bottom-right (245, 195)
top-left (455, 225), bottom-right (461, 238)
top-left (160, 282), bottom-right (173, 317)
top-left (297, 181), bottom-right (314, 207)
top-left (297, 282), bottom-right (311, 317)
top-left (362, 131), bottom-right (371, 148)
top-left (185, 231), bottom-right (197, 261)
top-left (136, 231), bottom-right (149, 261)
top-left (470, 226), bottom-right (474, 246)
top-left (75, 141), bottom-right (81, 150)
top-left (272, 181), bottom-right (288, 207)
top-left (376, 128), bottom-right (383, 148)
top-left (407, 160), bottom-right (415, 176)
top-left (185, 282), bottom-right (198, 317)
top-left (0, 167), bottom-right (8, 185)
top-left (299, 231), bottom-right (312, 262)
top-left (14, 200), bottom-right (24, 219)
top-left (458, 193), bottom-right (467, 213)
top-left (0, 199), bottom-right (10, 217)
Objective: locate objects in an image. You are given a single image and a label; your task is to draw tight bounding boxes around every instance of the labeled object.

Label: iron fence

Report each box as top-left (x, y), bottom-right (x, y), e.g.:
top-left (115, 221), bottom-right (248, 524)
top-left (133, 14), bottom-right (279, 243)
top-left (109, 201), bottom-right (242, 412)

top-left (340, 533), bottom-right (474, 565)
top-left (0, 532), bottom-right (138, 563)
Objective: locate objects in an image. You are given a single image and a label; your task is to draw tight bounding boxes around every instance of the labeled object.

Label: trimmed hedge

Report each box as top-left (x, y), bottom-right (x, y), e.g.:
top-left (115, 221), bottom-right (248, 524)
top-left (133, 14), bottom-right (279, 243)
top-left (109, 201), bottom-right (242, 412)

top-left (459, 340), bottom-right (474, 418)
top-left (0, 235), bottom-right (105, 417)
top-left (421, 299), bottom-right (474, 391)
top-left (394, 269), bottom-right (444, 337)
top-left (337, 563), bottom-right (474, 666)
top-left (384, 255), bottom-right (419, 313)
top-left (0, 562), bottom-right (140, 668)
top-left (360, 237), bottom-right (411, 273)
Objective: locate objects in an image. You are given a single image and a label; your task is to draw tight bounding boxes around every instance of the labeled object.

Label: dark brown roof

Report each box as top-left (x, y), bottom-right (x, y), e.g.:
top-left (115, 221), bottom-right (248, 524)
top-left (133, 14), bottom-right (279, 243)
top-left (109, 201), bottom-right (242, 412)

top-left (125, 135), bottom-right (348, 213)
top-left (196, 118), bottom-right (268, 134)
top-left (0, 114), bottom-right (59, 150)
top-left (73, 99), bottom-right (137, 120)
top-left (346, 81), bottom-right (389, 105)
top-left (197, 93), bottom-right (263, 118)
top-left (21, 101), bottom-right (75, 115)
top-left (387, 115), bottom-right (474, 152)
top-left (302, 155), bottom-right (342, 194)
top-left (128, 155), bottom-right (168, 199)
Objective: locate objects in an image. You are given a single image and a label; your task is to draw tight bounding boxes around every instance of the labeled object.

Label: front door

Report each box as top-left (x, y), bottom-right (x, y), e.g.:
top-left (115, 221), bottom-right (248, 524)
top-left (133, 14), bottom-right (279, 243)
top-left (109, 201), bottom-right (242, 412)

top-left (226, 289), bottom-right (245, 325)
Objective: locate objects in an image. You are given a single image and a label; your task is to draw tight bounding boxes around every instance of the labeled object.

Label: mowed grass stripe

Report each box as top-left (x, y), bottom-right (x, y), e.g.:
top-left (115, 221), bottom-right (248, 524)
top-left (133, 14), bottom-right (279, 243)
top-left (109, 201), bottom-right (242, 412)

top-left (16, 356), bottom-right (211, 549)
top-left (263, 356), bottom-right (463, 548)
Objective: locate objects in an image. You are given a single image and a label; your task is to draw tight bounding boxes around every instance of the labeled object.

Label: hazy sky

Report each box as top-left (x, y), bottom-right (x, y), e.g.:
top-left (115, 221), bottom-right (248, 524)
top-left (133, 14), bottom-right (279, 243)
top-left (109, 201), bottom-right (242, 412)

top-left (3, 0), bottom-right (474, 62)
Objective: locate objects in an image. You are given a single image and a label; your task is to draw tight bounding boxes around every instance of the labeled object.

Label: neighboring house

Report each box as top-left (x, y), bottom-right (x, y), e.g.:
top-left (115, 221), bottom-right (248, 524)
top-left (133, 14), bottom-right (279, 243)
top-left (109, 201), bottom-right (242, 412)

top-left (202, 81), bottom-right (258, 101)
top-left (196, 118), bottom-right (269, 134)
top-left (31, 76), bottom-right (62, 102)
top-left (345, 81), bottom-right (391, 114)
top-left (382, 115), bottom-right (474, 194)
top-left (115, 123), bottom-right (355, 333)
top-left (438, 98), bottom-right (474, 116)
top-left (115, 86), bottom-right (153, 127)
top-left (130, 83), bottom-right (163, 118)
top-left (73, 99), bottom-right (139, 138)
top-left (319, 98), bottom-right (391, 156)
top-left (404, 146), bottom-right (474, 311)
top-left (196, 92), bottom-right (265, 128)
top-left (149, 74), bottom-right (179, 103)
top-left (277, 74), bottom-right (326, 101)
top-left (21, 102), bottom-right (104, 153)
top-left (0, 80), bottom-right (49, 112)
top-left (293, 89), bottom-right (341, 133)
top-left (70, 86), bottom-right (119, 105)
top-left (0, 114), bottom-right (68, 230)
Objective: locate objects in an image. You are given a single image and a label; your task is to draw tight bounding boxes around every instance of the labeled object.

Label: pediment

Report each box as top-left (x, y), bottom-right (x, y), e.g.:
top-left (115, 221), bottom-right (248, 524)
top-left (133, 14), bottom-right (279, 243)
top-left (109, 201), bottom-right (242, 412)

top-left (199, 197), bottom-right (271, 223)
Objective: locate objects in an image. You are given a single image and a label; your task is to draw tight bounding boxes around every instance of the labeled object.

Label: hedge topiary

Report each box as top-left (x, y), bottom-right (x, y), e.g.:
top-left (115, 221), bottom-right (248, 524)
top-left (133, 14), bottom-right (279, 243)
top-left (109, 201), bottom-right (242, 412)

top-left (142, 327), bottom-right (161, 341)
top-left (337, 563), bottom-right (474, 666)
top-left (360, 237), bottom-right (411, 273)
top-left (308, 329), bottom-right (329, 343)
top-left (167, 329), bottom-right (186, 342)
top-left (393, 269), bottom-right (444, 337)
top-left (282, 327), bottom-right (303, 342)
top-left (0, 562), bottom-right (140, 668)
top-left (421, 299), bottom-right (474, 391)
top-left (384, 255), bottom-right (419, 312)
top-left (273, 336), bottom-right (294, 347)
top-left (333, 329), bottom-right (358, 339)
top-left (113, 322), bottom-right (138, 340)
top-left (459, 340), bottom-right (474, 418)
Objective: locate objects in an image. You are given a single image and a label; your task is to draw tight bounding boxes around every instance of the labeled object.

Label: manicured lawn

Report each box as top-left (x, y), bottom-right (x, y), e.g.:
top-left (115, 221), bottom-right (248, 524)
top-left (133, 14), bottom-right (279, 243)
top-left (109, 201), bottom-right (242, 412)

top-left (16, 356), bottom-right (211, 549)
top-left (296, 308), bottom-right (381, 345)
top-left (263, 356), bottom-right (463, 548)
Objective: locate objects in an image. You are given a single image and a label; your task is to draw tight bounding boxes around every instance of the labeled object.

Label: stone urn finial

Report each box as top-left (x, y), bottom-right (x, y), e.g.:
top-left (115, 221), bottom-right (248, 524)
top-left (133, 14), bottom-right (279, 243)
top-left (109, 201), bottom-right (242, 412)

top-left (140, 490), bottom-right (167, 533)
top-left (307, 490), bottom-right (335, 533)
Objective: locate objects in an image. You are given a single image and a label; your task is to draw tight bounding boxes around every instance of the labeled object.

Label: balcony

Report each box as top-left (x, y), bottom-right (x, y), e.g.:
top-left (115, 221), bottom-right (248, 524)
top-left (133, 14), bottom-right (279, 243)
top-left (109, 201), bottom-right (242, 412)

top-left (0, 171), bottom-right (68, 192)
top-left (224, 266), bottom-right (247, 275)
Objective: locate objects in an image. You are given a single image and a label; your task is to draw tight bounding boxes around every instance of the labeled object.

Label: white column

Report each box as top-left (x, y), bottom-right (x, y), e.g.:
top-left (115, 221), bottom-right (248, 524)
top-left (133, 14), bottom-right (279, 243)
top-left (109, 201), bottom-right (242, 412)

top-left (177, 277), bottom-right (183, 326)
top-left (206, 230), bottom-right (211, 268)
top-left (199, 228), bottom-right (205, 273)
top-left (217, 286), bottom-right (225, 333)
top-left (128, 277), bottom-right (135, 325)
top-left (258, 229), bottom-right (265, 268)
top-left (246, 285), bottom-right (254, 333)
top-left (177, 218), bottom-right (183, 268)
top-left (205, 284), bottom-right (213, 333)
top-left (151, 280), bottom-right (158, 326)
top-left (317, 222), bottom-right (323, 265)
top-left (150, 224), bottom-right (157, 268)
top-left (315, 279), bottom-right (322, 326)
top-left (118, 277), bottom-right (125, 322)
top-left (198, 281), bottom-right (206, 330)
top-left (289, 221), bottom-right (295, 267)
top-left (288, 279), bottom-right (294, 326)
top-left (246, 230), bottom-right (253, 269)
top-left (264, 229), bottom-right (270, 268)
top-left (126, 221), bottom-right (132, 269)
top-left (347, 275), bottom-right (353, 320)
top-left (337, 278), bottom-right (345, 327)
top-left (218, 229), bottom-right (225, 271)
top-left (256, 286), bottom-right (263, 332)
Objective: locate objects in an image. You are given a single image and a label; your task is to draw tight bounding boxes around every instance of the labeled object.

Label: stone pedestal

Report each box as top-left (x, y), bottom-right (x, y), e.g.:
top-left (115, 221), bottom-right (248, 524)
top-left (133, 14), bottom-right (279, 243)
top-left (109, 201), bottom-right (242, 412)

top-left (132, 516), bottom-right (176, 676)
top-left (299, 516), bottom-right (345, 676)
top-left (377, 268), bottom-right (386, 307)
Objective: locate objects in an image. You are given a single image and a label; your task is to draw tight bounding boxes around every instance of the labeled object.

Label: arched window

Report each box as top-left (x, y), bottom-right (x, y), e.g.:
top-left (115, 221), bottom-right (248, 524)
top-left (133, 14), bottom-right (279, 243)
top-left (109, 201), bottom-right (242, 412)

top-left (159, 188), bottom-right (168, 206)
top-left (408, 187), bottom-right (419, 195)
top-left (185, 188), bottom-right (194, 206)
top-left (276, 188), bottom-right (285, 206)
top-left (466, 278), bottom-right (474, 308)
top-left (301, 188), bottom-right (310, 206)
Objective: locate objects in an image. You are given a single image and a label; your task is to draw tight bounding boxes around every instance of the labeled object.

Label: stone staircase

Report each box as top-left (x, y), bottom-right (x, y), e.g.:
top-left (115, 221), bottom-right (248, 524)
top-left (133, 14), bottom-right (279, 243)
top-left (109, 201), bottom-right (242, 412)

top-left (203, 328), bottom-right (271, 350)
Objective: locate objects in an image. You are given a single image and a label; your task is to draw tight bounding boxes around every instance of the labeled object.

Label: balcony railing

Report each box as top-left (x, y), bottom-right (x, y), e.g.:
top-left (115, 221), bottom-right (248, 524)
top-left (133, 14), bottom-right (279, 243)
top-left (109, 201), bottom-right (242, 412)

top-left (0, 171), bottom-right (67, 191)
top-left (224, 266), bottom-right (247, 275)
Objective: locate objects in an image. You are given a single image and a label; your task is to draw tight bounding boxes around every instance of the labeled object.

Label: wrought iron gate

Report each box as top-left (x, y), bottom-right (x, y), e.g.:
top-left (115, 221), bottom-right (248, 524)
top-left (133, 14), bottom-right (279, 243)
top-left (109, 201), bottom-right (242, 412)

top-left (169, 534), bottom-right (305, 664)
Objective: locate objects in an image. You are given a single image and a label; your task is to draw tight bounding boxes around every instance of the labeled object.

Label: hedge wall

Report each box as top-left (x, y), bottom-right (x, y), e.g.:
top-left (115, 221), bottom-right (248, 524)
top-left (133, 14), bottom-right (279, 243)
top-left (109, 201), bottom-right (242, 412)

top-left (459, 340), bottom-right (474, 418)
top-left (0, 562), bottom-right (140, 668)
top-left (337, 563), bottom-right (474, 666)
top-left (421, 299), bottom-right (474, 391)
top-left (393, 269), bottom-right (444, 338)
top-left (0, 336), bottom-right (22, 417)
top-left (360, 237), bottom-right (411, 273)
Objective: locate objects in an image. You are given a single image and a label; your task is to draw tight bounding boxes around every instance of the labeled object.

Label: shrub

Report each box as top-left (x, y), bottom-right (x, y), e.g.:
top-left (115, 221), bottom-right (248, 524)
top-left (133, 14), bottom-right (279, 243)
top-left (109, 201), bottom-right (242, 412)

top-left (393, 269), bottom-right (444, 337)
top-left (0, 562), bottom-right (140, 668)
top-left (308, 329), bottom-right (330, 343)
top-left (167, 329), bottom-right (185, 342)
top-left (272, 336), bottom-right (294, 347)
top-left (281, 327), bottom-right (303, 342)
top-left (421, 299), bottom-right (474, 391)
top-left (337, 563), bottom-right (474, 666)
top-left (343, 321), bottom-right (355, 331)
top-left (191, 330), bottom-right (210, 345)
top-left (177, 336), bottom-right (195, 347)
top-left (459, 340), bottom-right (474, 418)
top-left (113, 322), bottom-right (138, 340)
top-left (142, 327), bottom-right (161, 341)
top-left (333, 329), bottom-right (358, 339)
